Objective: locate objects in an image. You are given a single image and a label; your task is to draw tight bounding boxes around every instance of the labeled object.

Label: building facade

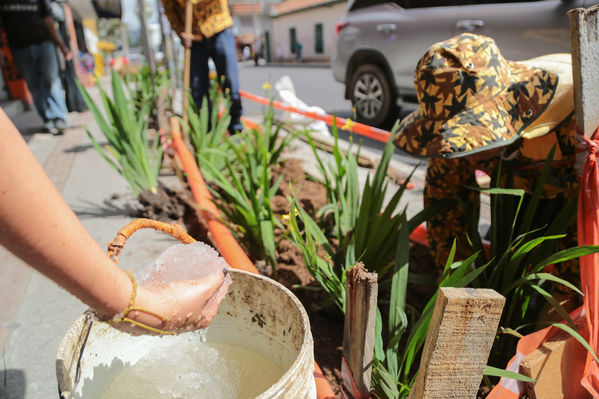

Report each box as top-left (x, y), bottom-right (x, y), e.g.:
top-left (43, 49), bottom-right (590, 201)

top-left (270, 0), bottom-right (345, 63)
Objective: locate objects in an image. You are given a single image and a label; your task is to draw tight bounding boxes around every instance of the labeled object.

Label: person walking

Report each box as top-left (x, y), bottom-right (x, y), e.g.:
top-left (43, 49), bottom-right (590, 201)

top-left (0, 0), bottom-right (71, 135)
top-left (295, 41), bottom-right (302, 63)
top-left (163, 0), bottom-right (243, 133)
top-left (253, 36), bottom-right (262, 66)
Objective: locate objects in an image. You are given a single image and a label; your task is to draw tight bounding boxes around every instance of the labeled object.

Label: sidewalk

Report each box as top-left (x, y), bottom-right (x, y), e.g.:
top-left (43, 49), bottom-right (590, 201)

top-left (0, 97), bottom-right (178, 399)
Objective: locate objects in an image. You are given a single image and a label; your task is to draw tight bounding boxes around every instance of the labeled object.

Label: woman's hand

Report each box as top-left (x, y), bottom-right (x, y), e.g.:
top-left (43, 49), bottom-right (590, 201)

top-left (114, 270), bottom-right (227, 335)
top-left (179, 32), bottom-right (195, 49)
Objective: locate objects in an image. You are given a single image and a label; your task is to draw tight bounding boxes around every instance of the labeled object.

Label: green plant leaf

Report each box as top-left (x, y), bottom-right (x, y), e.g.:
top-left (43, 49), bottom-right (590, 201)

top-left (483, 365), bottom-right (536, 383)
top-left (530, 284), bottom-right (576, 329)
top-left (374, 308), bottom-right (386, 363)
top-left (535, 245), bottom-right (599, 272)
top-left (506, 273), bottom-right (583, 296)
top-left (553, 323), bottom-right (599, 364)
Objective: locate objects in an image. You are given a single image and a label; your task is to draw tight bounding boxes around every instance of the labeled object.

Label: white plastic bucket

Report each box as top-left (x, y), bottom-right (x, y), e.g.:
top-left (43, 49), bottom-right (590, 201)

top-left (56, 269), bottom-right (316, 398)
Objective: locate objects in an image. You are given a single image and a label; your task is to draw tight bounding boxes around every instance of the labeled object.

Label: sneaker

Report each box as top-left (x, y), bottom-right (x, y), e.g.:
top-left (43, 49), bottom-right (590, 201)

top-left (43, 120), bottom-right (59, 135)
top-left (54, 118), bottom-right (69, 134)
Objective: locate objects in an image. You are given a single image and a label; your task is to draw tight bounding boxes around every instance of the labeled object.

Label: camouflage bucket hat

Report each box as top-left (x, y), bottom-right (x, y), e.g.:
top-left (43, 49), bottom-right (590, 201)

top-left (393, 33), bottom-right (572, 158)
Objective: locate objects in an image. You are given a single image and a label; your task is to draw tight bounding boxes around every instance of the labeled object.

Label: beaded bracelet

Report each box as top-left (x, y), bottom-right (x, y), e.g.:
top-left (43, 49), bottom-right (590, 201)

top-left (110, 271), bottom-right (175, 335)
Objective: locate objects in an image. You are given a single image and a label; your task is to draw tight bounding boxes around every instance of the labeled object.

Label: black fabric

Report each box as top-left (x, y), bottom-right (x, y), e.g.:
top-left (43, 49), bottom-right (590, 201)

top-left (0, 0), bottom-right (52, 48)
top-left (61, 58), bottom-right (87, 112)
top-left (74, 19), bottom-right (87, 53)
top-left (92, 0), bottom-right (121, 18)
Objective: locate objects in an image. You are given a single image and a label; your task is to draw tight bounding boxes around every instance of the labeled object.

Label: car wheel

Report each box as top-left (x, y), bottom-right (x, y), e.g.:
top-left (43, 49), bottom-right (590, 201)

top-left (350, 64), bottom-right (395, 127)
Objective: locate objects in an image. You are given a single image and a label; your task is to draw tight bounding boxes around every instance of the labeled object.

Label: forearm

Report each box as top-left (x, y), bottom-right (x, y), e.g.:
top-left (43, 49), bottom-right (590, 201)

top-left (43, 16), bottom-right (67, 50)
top-left (0, 108), bottom-right (131, 318)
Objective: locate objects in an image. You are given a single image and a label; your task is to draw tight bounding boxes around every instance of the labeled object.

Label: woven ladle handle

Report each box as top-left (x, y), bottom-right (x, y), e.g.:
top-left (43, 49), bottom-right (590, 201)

top-left (106, 218), bottom-right (195, 263)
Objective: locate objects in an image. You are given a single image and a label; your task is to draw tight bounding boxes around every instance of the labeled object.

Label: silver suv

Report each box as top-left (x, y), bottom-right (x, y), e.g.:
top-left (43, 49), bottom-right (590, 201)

top-left (332, 0), bottom-right (596, 127)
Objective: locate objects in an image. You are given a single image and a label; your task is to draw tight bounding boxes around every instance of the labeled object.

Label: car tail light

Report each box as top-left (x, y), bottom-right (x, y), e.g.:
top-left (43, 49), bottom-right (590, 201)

top-left (335, 22), bottom-right (348, 34)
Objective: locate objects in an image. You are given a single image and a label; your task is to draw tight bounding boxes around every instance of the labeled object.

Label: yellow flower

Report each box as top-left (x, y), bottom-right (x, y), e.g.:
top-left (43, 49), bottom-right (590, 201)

top-left (262, 81), bottom-right (272, 90)
top-left (342, 118), bottom-right (354, 131)
top-left (281, 208), bottom-right (299, 228)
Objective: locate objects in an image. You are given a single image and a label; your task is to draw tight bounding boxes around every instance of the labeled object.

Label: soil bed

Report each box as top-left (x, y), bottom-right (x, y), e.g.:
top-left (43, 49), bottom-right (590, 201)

top-left (137, 158), bottom-right (439, 397)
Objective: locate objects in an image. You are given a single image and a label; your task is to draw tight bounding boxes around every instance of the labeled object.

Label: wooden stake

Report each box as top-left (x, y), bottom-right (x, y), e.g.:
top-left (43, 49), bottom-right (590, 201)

top-left (408, 288), bottom-right (505, 399)
top-left (137, 0), bottom-right (156, 79)
top-left (342, 263), bottom-right (377, 398)
top-left (182, 0), bottom-right (194, 126)
top-left (569, 5), bottom-right (599, 138)
top-left (569, 5), bottom-right (599, 173)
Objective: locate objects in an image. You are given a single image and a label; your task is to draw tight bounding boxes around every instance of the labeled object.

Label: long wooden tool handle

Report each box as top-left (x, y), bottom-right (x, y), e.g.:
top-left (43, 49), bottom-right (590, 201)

top-left (182, 0), bottom-right (193, 125)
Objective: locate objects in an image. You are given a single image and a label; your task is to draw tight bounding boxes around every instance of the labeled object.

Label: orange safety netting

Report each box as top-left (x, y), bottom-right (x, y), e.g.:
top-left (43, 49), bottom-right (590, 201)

top-left (578, 128), bottom-right (599, 396)
top-left (240, 90), bottom-right (392, 143)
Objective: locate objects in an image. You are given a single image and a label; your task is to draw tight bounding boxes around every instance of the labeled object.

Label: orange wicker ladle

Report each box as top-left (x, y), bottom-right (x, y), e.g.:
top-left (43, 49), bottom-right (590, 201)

top-left (107, 218), bottom-right (196, 264)
top-left (104, 218), bottom-right (200, 335)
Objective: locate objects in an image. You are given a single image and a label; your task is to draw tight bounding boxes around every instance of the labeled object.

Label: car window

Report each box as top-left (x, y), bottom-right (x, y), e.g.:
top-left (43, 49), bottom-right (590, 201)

top-left (350, 0), bottom-right (545, 11)
top-left (396, 0), bottom-right (451, 7)
top-left (455, 0), bottom-right (544, 4)
top-left (349, 0), bottom-right (390, 11)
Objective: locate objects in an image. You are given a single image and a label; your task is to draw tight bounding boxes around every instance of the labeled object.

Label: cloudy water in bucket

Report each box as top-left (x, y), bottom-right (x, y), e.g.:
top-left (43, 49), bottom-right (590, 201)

top-left (95, 331), bottom-right (284, 399)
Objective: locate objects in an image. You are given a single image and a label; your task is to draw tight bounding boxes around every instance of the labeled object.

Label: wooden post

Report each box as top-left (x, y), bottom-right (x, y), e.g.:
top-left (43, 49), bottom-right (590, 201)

top-left (182, 0), bottom-right (194, 126)
top-left (569, 5), bottom-right (599, 172)
top-left (408, 288), bottom-right (505, 399)
top-left (569, 5), bottom-right (599, 136)
top-left (342, 263), bottom-right (377, 398)
top-left (137, 0), bottom-right (156, 80)
top-left (120, 23), bottom-right (129, 61)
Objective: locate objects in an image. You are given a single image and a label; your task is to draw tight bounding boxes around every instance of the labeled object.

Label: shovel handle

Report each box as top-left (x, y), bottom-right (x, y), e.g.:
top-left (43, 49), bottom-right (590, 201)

top-left (106, 218), bottom-right (195, 263)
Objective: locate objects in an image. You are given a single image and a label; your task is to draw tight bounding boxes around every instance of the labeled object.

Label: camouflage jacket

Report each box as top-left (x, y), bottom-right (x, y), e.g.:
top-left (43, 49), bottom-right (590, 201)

top-left (425, 113), bottom-right (579, 270)
top-left (162, 0), bottom-right (233, 41)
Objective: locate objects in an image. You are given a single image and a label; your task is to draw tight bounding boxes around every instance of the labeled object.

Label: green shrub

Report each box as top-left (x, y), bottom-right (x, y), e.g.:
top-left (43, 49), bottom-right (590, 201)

top-left (287, 122), bottom-right (439, 311)
top-left (78, 70), bottom-right (162, 195)
top-left (200, 101), bottom-right (300, 275)
top-left (185, 83), bottom-right (232, 172)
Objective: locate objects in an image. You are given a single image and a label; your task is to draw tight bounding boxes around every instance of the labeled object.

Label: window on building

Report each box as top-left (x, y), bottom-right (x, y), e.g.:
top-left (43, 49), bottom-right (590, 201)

top-left (290, 27), bottom-right (297, 53)
top-left (315, 23), bottom-right (323, 54)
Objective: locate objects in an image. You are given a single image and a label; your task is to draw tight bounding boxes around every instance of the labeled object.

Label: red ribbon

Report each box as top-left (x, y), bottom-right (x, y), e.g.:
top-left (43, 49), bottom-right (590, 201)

top-left (576, 125), bottom-right (599, 397)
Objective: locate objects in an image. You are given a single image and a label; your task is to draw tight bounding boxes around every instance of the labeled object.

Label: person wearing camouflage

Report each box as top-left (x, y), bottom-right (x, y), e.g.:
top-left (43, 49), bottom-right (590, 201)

top-left (393, 33), bottom-right (579, 287)
top-left (162, 0), bottom-right (243, 133)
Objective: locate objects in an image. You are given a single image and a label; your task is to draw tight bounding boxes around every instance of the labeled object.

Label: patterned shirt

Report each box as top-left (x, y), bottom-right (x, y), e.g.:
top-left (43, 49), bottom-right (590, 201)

top-left (162, 0), bottom-right (233, 41)
top-left (425, 113), bottom-right (579, 270)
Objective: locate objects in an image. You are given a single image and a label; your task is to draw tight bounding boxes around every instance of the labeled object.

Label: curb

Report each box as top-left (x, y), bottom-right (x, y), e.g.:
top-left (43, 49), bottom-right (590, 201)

top-left (261, 62), bottom-right (330, 68)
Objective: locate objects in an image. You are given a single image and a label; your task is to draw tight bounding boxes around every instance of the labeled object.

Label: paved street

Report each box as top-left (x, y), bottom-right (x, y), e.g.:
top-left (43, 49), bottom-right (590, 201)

top-left (239, 64), bottom-right (352, 118)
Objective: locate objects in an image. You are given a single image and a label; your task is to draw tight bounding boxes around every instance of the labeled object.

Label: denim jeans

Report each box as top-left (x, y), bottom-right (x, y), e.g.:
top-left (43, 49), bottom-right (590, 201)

top-left (190, 28), bottom-right (243, 132)
top-left (12, 40), bottom-right (68, 123)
